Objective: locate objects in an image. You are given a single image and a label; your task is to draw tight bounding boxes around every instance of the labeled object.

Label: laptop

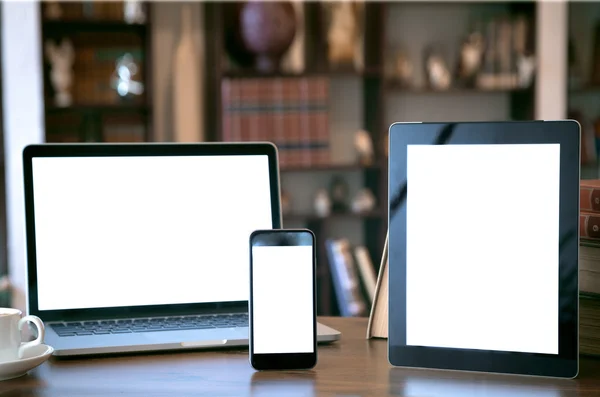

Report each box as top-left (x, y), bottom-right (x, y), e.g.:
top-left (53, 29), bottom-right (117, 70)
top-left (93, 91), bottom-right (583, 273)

top-left (22, 142), bottom-right (341, 357)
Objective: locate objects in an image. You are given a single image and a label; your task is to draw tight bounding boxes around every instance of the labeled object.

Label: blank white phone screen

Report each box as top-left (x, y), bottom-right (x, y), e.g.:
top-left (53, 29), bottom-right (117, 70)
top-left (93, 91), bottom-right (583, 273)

top-left (252, 245), bottom-right (314, 354)
top-left (406, 144), bottom-right (560, 355)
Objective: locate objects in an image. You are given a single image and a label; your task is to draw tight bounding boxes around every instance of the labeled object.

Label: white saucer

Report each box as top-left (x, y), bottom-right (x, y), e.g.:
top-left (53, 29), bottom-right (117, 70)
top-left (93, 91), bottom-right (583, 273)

top-left (0, 344), bottom-right (54, 381)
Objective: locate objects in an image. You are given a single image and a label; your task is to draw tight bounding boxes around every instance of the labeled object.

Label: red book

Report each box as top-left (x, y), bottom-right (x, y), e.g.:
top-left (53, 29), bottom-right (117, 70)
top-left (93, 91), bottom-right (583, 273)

top-left (581, 211), bottom-right (600, 240)
top-left (581, 180), bottom-right (600, 213)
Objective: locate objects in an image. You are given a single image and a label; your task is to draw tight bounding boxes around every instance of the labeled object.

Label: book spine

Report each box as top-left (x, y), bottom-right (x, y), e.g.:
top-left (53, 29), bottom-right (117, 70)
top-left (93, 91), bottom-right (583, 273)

top-left (581, 211), bottom-right (600, 240)
top-left (325, 239), bottom-right (351, 317)
top-left (581, 185), bottom-right (600, 213)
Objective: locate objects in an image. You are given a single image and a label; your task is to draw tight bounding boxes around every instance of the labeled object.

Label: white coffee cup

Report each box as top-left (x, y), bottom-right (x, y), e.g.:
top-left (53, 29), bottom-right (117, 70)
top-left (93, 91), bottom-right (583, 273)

top-left (0, 308), bottom-right (45, 362)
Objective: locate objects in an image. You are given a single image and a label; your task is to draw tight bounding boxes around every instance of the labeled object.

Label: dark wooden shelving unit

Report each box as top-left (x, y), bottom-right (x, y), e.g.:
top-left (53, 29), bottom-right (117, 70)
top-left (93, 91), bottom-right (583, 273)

top-left (281, 162), bottom-right (383, 173)
top-left (385, 85), bottom-right (534, 95)
top-left (567, 2), bottom-right (600, 177)
top-left (203, 1), bottom-right (536, 317)
top-left (42, 20), bottom-right (148, 34)
top-left (284, 209), bottom-right (385, 222)
top-left (569, 85), bottom-right (600, 94)
top-left (46, 104), bottom-right (150, 113)
top-left (39, 1), bottom-right (153, 143)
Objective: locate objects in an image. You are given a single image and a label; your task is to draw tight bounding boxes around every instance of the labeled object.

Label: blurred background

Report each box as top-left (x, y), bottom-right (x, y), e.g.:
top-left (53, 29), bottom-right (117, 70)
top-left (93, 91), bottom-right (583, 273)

top-left (0, 1), bottom-right (590, 317)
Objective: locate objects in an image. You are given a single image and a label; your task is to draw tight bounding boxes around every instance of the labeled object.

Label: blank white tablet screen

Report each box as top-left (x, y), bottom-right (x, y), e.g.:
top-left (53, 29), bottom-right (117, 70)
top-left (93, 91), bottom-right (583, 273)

top-left (406, 144), bottom-right (560, 355)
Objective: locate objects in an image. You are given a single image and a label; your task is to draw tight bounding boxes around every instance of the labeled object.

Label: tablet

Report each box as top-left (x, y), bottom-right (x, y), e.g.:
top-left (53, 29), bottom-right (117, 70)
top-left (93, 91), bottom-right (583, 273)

top-left (388, 120), bottom-right (580, 378)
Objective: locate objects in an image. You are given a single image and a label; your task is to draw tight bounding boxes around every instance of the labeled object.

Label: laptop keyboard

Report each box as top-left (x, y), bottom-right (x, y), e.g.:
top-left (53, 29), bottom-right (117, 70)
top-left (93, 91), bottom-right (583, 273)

top-left (50, 314), bottom-right (249, 337)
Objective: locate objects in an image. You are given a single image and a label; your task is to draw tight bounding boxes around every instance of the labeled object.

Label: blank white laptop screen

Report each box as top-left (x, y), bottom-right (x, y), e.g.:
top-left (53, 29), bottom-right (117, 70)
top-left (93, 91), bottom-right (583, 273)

top-left (406, 144), bottom-right (560, 355)
top-left (32, 155), bottom-right (273, 311)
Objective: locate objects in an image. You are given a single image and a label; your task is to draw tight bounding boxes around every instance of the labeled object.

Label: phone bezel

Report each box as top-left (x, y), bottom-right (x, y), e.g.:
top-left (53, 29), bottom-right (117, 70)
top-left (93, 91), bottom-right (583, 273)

top-left (249, 228), bottom-right (318, 370)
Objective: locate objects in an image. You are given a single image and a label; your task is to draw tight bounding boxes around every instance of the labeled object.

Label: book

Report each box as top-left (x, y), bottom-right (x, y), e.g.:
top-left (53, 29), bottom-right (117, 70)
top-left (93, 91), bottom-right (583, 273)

top-left (354, 245), bottom-right (377, 303)
top-left (581, 179), bottom-right (600, 213)
top-left (580, 211), bottom-right (600, 240)
top-left (325, 239), bottom-right (368, 317)
top-left (366, 232), bottom-right (388, 339)
top-left (580, 292), bottom-right (600, 357)
top-left (580, 240), bottom-right (600, 295)
top-left (221, 77), bottom-right (330, 167)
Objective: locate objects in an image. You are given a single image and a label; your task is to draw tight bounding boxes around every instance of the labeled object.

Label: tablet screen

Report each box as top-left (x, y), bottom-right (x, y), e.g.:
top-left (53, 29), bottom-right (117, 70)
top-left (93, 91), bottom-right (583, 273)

top-left (406, 144), bottom-right (560, 355)
top-left (388, 121), bottom-right (580, 378)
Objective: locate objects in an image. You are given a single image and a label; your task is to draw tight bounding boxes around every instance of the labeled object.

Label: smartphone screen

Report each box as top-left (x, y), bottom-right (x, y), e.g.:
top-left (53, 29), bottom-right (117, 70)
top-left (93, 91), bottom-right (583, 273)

top-left (249, 229), bottom-right (317, 370)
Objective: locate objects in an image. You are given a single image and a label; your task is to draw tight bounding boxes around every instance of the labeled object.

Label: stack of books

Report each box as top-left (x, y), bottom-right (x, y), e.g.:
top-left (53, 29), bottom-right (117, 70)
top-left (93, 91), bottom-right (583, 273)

top-left (324, 238), bottom-right (377, 317)
top-left (221, 77), bottom-right (330, 168)
top-left (579, 179), bottom-right (600, 356)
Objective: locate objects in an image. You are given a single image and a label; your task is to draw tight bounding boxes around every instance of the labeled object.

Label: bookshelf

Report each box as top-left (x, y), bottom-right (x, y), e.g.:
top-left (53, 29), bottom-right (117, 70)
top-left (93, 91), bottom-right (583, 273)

top-left (203, 1), bottom-right (537, 316)
top-left (39, 1), bottom-right (153, 143)
top-left (567, 2), bottom-right (600, 179)
top-left (0, 2), bottom-right (5, 280)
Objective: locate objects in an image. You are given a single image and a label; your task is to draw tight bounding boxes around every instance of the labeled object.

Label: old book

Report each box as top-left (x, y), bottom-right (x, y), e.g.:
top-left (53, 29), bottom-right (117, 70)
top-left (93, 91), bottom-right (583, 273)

top-left (581, 211), bottom-right (600, 240)
top-left (325, 239), bottom-right (367, 317)
top-left (580, 292), bottom-right (600, 356)
top-left (366, 232), bottom-right (388, 339)
top-left (581, 180), bottom-right (600, 213)
top-left (354, 245), bottom-right (376, 303)
top-left (220, 77), bottom-right (330, 168)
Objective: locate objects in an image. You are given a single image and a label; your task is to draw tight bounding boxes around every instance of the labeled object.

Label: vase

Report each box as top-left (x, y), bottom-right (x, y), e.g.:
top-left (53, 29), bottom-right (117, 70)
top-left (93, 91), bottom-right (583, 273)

top-left (239, 1), bottom-right (297, 73)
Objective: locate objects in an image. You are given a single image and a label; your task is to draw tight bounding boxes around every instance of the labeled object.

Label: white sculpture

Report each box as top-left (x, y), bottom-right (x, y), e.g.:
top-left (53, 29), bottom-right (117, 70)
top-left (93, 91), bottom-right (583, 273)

top-left (457, 32), bottom-right (485, 83)
top-left (124, 0), bottom-right (146, 24)
top-left (45, 39), bottom-right (75, 107)
top-left (354, 129), bottom-right (374, 165)
top-left (426, 53), bottom-right (451, 90)
top-left (111, 53), bottom-right (144, 98)
top-left (517, 55), bottom-right (536, 88)
top-left (314, 189), bottom-right (331, 217)
top-left (327, 1), bottom-right (359, 68)
top-left (351, 188), bottom-right (376, 214)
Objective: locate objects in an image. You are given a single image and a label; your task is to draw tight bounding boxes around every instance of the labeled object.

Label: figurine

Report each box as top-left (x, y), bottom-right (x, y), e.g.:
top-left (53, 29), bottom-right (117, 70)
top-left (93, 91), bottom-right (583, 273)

top-left (354, 130), bottom-right (374, 166)
top-left (329, 175), bottom-right (349, 213)
top-left (351, 188), bottom-right (376, 213)
top-left (326, 1), bottom-right (360, 69)
top-left (456, 31), bottom-right (485, 87)
top-left (314, 189), bottom-right (331, 217)
top-left (392, 51), bottom-right (413, 87)
top-left (45, 1), bottom-right (62, 19)
top-left (0, 275), bottom-right (10, 307)
top-left (516, 54), bottom-right (535, 88)
top-left (45, 39), bottom-right (75, 107)
top-left (281, 190), bottom-right (292, 215)
top-left (124, 0), bottom-right (146, 24)
top-left (424, 46), bottom-right (451, 90)
top-left (111, 53), bottom-right (144, 99)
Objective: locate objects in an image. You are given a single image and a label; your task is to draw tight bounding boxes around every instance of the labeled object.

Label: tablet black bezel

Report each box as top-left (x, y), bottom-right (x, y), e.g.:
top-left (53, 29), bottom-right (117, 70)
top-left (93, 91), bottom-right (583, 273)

top-left (23, 142), bottom-right (282, 322)
top-left (387, 121), bottom-right (579, 378)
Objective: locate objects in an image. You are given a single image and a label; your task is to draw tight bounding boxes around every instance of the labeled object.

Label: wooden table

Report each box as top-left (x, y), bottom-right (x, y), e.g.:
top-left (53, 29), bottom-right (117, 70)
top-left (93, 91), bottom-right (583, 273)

top-left (1, 317), bottom-right (600, 396)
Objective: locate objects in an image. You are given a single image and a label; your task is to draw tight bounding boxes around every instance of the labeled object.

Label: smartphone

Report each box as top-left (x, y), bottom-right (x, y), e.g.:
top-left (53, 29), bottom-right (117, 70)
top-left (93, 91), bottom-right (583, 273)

top-left (249, 229), bottom-right (317, 370)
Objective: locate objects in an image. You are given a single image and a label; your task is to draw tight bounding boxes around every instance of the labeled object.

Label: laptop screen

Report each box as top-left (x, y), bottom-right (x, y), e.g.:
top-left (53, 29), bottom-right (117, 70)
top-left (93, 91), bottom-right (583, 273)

top-left (31, 154), bottom-right (274, 311)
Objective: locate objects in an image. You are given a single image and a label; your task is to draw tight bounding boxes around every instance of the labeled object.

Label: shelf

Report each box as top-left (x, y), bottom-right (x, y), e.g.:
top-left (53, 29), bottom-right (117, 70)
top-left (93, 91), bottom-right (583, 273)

top-left (281, 162), bottom-right (383, 173)
top-left (46, 104), bottom-right (150, 114)
top-left (222, 68), bottom-right (382, 79)
top-left (42, 20), bottom-right (148, 34)
top-left (284, 210), bottom-right (385, 222)
top-left (386, 84), bottom-right (533, 95)
top-left (569, 85), bottom-right (600, 94)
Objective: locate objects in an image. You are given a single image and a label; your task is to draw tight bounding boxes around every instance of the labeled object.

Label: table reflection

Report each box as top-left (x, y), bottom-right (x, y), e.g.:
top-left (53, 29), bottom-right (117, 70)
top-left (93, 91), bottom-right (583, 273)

top-left (250, 371), bottom-right (316, 397)
top-left (389, 368), bottom-right (573, 397)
